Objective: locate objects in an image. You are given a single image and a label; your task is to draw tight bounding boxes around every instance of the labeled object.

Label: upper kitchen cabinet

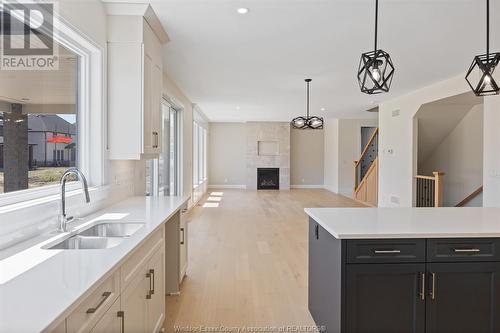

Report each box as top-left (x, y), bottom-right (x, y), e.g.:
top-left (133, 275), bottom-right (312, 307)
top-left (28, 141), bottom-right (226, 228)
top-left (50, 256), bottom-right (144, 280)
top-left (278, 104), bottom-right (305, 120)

top-left (106, 3), bottom-right (169, 159)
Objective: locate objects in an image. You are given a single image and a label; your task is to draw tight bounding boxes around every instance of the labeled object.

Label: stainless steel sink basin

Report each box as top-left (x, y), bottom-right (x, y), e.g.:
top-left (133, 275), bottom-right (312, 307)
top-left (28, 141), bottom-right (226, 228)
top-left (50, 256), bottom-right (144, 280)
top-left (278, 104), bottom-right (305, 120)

top-left (45, 235), bottom-right (124, 250)
top-left (43, 221), bottom-right (144, 250)
top-left (77, 222), bottom-right (144, 238)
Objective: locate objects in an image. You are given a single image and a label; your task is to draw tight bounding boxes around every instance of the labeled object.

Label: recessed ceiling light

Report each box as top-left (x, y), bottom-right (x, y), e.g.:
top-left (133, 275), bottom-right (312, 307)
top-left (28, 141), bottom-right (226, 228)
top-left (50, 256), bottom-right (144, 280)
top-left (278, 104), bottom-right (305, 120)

top-left (236, 106), bottom-right (241, 110)
top-left (237, 7), bottom-right (249, 14)
top-left (320, 107), bottom-right (326, 111)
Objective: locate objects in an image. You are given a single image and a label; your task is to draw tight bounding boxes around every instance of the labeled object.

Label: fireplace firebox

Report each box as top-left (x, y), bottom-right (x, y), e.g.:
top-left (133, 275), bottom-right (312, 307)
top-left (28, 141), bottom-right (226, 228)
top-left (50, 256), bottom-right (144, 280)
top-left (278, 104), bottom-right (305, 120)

top-left (257, 168), bottom-right (279, 190)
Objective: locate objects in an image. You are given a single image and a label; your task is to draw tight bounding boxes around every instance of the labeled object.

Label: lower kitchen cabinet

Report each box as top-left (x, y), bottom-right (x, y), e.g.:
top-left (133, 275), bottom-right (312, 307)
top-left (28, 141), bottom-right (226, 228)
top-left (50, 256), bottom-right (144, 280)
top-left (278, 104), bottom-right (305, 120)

top-left (121, 246), bottom-right (166, 333)
top-left (425, 262), bottom-right (500, 333)
top-left (121, 266), bottom-right (148, 332)
top-left (90, 299), bottom-right (123, 333)
top-left (147, 248), bottom-right (166, 333)
top-left (345, 264), bottom-right (425, 333)
top-left (48, 226), bottom-right (166, 333)
top-left (308, 218), bottom-right (500, 333)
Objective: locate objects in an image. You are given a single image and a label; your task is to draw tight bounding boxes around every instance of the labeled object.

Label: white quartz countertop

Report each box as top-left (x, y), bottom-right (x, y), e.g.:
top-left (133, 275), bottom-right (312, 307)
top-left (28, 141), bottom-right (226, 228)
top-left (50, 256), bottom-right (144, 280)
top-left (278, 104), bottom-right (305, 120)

top-left (304, 207), bottom-right (500, 240)
top-left (0, 195), bottom-right (189, 333)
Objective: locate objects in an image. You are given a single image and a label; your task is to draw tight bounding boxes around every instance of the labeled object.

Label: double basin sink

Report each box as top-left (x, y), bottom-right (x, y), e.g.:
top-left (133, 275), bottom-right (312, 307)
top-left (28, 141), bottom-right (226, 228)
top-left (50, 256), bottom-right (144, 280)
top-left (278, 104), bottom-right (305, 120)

top-left (43, 222), bottom-right (144, 250)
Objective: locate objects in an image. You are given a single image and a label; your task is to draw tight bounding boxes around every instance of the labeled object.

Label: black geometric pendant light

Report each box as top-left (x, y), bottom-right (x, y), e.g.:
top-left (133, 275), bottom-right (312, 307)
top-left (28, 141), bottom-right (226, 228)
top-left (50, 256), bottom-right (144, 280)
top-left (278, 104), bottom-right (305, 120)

top-left (291, 79), bottom-right (324, 130)
top-left (466, 0), bottom-right (500, 96)
top-left (357, 0), bottom-right (395, 95)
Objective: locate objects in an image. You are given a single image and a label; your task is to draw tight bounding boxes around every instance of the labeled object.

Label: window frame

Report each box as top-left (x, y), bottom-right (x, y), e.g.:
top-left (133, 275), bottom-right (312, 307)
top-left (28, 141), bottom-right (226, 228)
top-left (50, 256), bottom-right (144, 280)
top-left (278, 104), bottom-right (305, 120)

top-left (0, 11), bottom-right (105, 208)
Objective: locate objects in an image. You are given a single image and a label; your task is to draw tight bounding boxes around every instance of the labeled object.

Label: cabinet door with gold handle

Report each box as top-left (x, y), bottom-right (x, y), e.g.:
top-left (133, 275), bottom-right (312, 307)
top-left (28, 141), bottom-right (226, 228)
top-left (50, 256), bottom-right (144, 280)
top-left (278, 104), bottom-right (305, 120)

top-left (90, 299), bottom-right (122, 333)
top-left (425, 262), bottom-right (500, 333)
top-left (345, 263), bottom-right (426, 333)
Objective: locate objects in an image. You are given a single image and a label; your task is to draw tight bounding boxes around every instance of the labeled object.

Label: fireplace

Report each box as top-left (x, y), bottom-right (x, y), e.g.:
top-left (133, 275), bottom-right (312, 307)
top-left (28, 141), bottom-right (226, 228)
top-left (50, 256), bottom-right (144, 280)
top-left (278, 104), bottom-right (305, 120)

top-left (257, 168), bottom-right (279, 190)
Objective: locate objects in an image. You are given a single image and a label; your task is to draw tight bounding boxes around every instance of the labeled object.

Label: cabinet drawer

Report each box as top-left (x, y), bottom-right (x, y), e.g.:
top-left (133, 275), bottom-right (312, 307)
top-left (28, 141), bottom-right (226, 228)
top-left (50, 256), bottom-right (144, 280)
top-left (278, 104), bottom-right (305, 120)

top-left (427, 238), bottom-right (500, 262)
top-left (121, 226), bottom-right (164, 291)
top-left (67, 271), bottom-right (120, 333)
top-left (346, 239), bottom-right (426, 263)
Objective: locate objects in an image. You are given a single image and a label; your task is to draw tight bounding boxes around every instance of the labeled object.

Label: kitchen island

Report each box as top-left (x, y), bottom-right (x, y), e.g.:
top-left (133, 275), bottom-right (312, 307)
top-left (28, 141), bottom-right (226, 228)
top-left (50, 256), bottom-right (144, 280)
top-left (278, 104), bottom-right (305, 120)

top-left (305, 207), bottom-right (500, 333)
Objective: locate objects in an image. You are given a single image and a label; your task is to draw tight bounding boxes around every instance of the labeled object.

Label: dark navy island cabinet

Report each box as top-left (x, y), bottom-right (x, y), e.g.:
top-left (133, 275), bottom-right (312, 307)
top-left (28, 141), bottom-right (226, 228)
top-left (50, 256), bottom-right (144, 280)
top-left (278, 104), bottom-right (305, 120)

top-left (308, 218), bottom-right (500, 333)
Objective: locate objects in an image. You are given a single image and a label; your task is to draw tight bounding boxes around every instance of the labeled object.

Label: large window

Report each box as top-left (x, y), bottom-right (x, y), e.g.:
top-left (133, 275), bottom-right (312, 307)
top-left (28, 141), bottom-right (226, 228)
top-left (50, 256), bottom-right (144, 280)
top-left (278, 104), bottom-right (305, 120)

top-left (146, 102), bottom-right (182, 196)
top-left (193, 121), bottom-right (207, 187)
top-left (0, 45), bottom-right (78, 195)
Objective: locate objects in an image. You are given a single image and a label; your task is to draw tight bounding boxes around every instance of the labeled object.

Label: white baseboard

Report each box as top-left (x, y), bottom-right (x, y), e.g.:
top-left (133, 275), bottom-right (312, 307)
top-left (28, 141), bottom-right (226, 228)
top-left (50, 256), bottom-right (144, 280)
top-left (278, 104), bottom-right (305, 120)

top-left (290, 185), bottom-right (325, 189)
top-left (208, 184), bottom-right (247, 189)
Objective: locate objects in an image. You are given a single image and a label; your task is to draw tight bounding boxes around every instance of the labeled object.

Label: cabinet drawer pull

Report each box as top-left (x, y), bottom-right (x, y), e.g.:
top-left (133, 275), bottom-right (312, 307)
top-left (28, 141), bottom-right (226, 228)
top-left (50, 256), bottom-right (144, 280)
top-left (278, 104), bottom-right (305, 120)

top-left (180, 227), bottom-right (185, 245)
top-left (430, 273), bottom-right (436, 300)
top-left (453, 248), bottom-right (481, 253)
top-left (146, 271), bottom-right (152, 299)
top-left (150, 269), bottom-right (155, 295)
top-left (373, 249), bottom-right (401, 254)
top-left (315, 224), bottom-right (319, 240)
top-left (419, 273), bottom-right (425, 301)
top-left (86, 291), bottom-right (111, 314)
top-left (117, 311), bottom-right (125, 333)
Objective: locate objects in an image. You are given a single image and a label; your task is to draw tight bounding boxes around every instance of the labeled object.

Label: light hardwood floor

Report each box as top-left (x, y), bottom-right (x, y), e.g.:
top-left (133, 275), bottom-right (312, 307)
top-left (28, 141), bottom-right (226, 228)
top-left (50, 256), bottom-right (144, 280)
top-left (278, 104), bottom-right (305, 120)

top-left (164, 189), bottom-right (365, 332)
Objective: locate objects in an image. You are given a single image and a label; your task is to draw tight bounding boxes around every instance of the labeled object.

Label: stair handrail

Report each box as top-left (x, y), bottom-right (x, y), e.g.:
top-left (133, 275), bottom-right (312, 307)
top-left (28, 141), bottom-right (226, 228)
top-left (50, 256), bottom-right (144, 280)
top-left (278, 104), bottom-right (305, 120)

top-left (456, 186), bottom-right (483, 207)
top-left (354, 128), bottom-right (379, 191)
top-left (354, 128), bottom-right (379, 169)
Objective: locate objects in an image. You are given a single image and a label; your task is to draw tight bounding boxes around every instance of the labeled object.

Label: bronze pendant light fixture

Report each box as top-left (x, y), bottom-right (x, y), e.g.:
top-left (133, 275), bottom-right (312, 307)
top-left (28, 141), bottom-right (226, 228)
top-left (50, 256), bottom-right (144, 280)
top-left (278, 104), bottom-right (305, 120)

top-left (466, 0), bottom-right (500, 96)
top-left (291, 79), bottom-right (323, 130)
top-left (357, 0), bottom-right (395, 94)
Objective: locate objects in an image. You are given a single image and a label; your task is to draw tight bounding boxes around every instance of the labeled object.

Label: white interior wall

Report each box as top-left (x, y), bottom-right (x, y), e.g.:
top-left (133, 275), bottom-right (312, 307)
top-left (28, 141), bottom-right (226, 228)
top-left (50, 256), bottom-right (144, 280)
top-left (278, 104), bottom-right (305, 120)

top-left (483, 96), bottom-right (500, 207)
top-left (420, 105), bottom-right (483, 207)
top-left (378, 75), bottom-right (472, 207)
top-left (290, 128), bottom-right (324, 187)
top-left (323, 119), bottom-right (339, 193)
top-left (208, 123), bottom-right (247, 187)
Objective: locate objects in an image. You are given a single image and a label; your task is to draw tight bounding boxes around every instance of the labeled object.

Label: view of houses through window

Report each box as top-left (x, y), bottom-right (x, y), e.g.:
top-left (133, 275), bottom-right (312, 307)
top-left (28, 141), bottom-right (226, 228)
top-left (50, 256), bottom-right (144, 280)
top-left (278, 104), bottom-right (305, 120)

top-left (0, 45), bottom-right (78, 194)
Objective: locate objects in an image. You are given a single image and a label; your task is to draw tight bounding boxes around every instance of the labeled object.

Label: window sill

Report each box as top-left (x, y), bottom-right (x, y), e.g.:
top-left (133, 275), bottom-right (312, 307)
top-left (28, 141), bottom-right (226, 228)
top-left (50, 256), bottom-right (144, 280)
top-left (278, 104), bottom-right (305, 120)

top-left (0, 185), bottom-right (107, 215)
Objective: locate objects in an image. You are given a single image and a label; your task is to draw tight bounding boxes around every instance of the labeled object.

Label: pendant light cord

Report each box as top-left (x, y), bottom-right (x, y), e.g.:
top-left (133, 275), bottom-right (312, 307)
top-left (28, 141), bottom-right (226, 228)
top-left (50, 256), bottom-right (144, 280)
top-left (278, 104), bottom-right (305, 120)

top-left (374, 0), bottom-right (378, 52)
top-left (486, 0), bottom-right (490, 59)
top-left (306, 80), bottom-right (310, 118)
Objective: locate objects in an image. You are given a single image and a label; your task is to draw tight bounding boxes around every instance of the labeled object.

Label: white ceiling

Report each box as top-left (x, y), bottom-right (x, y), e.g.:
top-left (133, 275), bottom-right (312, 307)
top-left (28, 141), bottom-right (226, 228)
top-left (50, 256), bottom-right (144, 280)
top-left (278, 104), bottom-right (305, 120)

top-left (147, 0), bottom-right (498, 122)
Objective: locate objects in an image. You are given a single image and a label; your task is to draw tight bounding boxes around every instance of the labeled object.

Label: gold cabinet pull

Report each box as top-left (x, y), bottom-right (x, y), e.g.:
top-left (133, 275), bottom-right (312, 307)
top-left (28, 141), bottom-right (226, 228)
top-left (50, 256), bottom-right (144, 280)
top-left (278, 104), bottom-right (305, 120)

top-left (86, 291), bottom-right (111, 314)
top-left (117, 311), bottom-right (125, 333)
top-left (419, 273), bottom-right (425, 300)
top-left (430, 272), bottom-right (436, 300)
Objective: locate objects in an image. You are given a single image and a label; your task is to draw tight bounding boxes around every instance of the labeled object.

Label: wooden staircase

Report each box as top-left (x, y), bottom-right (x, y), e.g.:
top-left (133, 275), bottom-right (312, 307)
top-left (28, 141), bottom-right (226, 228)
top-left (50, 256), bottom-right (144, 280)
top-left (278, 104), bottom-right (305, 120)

top-left (354, 128), bottom-right (378, 207)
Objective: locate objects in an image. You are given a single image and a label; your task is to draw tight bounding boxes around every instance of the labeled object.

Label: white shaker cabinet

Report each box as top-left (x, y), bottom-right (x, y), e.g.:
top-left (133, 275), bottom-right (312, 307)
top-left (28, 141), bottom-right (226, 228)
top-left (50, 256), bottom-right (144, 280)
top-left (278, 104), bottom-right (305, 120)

top-left (107, 13), bottom-right (165, 159)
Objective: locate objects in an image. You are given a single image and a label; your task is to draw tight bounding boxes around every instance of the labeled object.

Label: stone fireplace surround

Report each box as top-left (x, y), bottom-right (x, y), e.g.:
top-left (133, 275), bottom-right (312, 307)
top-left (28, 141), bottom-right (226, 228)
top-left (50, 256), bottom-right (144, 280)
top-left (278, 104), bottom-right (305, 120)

top-left (246, 122), bottom-right (290, 190)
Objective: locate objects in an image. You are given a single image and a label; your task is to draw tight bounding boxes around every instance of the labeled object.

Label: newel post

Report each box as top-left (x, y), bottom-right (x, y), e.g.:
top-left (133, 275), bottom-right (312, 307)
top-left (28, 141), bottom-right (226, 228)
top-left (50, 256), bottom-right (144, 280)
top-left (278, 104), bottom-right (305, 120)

top-left (433, 172), bottom-right (445, 207)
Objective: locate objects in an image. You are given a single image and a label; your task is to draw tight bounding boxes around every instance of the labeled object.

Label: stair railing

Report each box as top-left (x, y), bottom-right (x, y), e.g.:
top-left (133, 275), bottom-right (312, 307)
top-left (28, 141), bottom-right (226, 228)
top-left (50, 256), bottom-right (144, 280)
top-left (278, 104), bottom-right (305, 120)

top-left (415, 172), bottom-right (445, 207)
top-left (456, 186), bottom-right (483, 207)
top-left (354, 128), bottom-right (379, 192)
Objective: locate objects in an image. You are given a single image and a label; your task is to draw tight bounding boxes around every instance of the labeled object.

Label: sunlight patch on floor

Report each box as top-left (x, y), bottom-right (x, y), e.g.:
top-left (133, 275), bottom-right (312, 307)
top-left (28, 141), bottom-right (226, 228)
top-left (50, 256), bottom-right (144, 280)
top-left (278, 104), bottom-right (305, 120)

top-left (210, 192), bottom-right (224, 196)
top-left (202, 202), bottom-right (220, 208)
top-left (206, 196), bottom-right (222, 202)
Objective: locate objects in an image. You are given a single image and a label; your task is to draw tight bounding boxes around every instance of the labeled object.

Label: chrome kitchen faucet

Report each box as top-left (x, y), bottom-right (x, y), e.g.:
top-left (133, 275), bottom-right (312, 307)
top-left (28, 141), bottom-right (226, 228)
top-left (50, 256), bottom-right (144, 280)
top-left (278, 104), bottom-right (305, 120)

top-left (58, 168), bottom-right (91, 232)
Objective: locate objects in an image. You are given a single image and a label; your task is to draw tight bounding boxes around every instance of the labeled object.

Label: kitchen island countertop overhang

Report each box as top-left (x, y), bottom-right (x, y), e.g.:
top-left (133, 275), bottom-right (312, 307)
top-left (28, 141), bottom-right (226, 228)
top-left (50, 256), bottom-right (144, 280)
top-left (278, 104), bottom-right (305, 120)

top-left (305, 207), bottom-right (500, 239)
